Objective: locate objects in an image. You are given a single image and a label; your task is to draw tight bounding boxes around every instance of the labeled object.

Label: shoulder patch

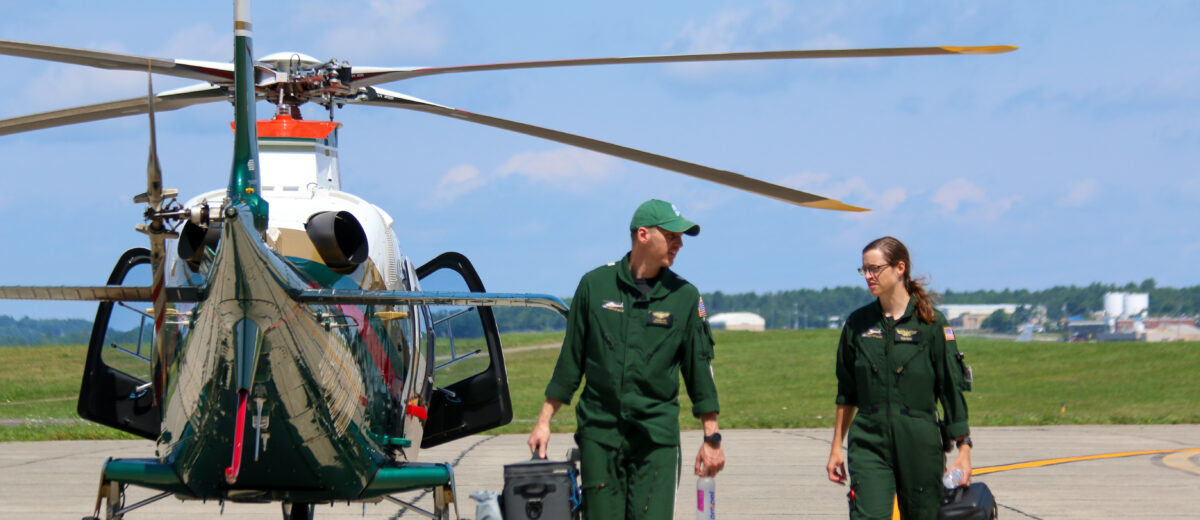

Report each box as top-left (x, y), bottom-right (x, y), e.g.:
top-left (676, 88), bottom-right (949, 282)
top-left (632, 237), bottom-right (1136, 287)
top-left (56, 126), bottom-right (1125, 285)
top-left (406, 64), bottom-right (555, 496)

top-left (944, 326), bottom-right (956, 341)
top-left (697, 296), bottom-right (707, 318)
top-left (606, 262), bottom-right (616, 266)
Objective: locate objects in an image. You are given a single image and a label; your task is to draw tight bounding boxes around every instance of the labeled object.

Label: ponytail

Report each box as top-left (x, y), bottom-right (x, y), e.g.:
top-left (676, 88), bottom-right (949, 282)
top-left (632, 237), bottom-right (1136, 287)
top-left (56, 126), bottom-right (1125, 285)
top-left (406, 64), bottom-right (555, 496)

top-left (906, 278), bottom-right (936, 324)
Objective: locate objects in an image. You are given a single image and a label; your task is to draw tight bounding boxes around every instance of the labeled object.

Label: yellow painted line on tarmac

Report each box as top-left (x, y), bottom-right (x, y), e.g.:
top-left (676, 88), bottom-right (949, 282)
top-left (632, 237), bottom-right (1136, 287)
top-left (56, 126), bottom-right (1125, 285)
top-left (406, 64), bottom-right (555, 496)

top-left (887, 448), bottom-right (1200, 519)
top-left (974, 448), bottom-right (1200, 475)
top-left (1162, 450), bottom-right (1200, 476)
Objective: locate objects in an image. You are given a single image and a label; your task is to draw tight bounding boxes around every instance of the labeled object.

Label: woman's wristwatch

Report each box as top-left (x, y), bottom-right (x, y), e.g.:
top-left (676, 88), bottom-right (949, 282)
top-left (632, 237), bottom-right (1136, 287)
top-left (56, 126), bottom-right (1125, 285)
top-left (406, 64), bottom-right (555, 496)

top-left (956, 437), bottom-right (973, 448)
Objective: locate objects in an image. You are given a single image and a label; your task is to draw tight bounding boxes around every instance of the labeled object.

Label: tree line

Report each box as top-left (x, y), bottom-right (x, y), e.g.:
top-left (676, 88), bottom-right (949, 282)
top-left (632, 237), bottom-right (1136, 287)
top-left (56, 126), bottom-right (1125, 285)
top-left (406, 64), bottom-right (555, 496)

top-left (496, 279), bottom-right (1199, 332)
top-left (3, 279), bottom-right (1197, 344)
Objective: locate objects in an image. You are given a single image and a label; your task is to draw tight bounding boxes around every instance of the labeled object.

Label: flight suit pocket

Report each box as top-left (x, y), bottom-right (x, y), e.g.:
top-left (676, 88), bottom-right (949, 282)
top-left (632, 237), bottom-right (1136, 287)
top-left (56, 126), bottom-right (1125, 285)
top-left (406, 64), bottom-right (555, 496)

top-left (953, 352), bottom-right (973, 392)
top-left (893, 343), bottom-right (935, 412)
top-left (852, 336), bottom-right (885, 404)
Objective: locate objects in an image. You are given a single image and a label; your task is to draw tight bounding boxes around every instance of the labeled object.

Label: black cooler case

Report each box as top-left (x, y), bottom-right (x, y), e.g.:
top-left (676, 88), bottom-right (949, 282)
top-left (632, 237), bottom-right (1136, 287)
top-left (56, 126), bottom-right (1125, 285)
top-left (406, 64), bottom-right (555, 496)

top-left (502, 457), bottom-right (581, 520)
top-left (938, 482), bottom-right (997, 520)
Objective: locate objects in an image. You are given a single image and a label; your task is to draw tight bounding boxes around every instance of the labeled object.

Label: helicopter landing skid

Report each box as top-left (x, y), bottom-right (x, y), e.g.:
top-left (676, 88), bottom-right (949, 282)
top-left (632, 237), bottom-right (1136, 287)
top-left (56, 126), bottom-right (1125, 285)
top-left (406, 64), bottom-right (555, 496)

top-left (82, 479), bottom-right (170, 520)
top-left (382, 483), bottom-right (456, 520)
top-left (80, 481), bottom-right (458, 520)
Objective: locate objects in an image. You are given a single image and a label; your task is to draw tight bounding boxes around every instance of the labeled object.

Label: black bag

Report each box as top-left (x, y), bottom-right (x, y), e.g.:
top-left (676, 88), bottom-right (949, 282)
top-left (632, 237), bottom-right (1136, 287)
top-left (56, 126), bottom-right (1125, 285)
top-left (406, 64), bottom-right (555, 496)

top-left (938, 482), bottom-right (997, 520)
top-left (502, 450), bottom-right (581, 520)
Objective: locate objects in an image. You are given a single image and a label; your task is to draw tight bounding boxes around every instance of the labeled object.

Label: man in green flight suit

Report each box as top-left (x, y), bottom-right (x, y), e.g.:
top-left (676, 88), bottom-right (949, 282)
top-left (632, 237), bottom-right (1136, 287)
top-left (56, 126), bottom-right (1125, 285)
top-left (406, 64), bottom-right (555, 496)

top-left (528, 199), bottom-right (725, 519)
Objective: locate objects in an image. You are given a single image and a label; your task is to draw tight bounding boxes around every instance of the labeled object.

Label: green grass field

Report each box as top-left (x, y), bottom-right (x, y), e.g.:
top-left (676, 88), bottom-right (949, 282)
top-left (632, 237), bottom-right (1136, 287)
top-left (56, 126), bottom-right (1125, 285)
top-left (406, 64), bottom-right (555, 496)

top-left (3, 331), bottom-right (1198, 441)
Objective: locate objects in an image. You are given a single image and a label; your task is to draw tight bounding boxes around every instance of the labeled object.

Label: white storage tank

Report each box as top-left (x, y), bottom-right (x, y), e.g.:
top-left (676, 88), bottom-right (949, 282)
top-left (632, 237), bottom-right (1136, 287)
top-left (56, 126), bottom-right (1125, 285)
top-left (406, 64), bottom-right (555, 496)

top-left (1103, 292), bottom-right (1125, 318)
top-left (1124, 293), bottom-right (1149, 317)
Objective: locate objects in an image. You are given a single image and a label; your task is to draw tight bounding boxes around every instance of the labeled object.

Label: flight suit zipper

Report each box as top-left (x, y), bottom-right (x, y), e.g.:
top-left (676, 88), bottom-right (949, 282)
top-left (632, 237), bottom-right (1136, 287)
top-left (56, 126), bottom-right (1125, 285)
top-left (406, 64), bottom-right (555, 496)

top-left (881, 316), bottom-right (895, 442)
top-left (893, 344), bottom-right (927, 376)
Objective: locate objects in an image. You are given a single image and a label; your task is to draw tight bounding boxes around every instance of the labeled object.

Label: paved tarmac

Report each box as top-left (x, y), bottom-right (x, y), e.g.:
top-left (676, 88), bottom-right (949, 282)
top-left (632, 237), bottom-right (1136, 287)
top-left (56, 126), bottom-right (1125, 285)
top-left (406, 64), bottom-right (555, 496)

top-left (1, 425), bottom-right (1198, 519)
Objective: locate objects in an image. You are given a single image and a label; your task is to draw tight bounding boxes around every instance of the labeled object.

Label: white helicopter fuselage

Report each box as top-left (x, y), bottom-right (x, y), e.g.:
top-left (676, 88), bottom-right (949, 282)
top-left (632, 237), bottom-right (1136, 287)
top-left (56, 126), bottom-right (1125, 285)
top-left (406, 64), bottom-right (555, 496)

top-left (174, 115), bottom-right (433, 462)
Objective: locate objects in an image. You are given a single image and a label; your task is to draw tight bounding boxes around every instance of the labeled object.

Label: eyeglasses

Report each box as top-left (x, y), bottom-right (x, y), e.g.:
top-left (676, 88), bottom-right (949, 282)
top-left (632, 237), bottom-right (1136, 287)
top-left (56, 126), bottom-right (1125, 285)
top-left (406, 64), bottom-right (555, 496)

top-left (857, 263), bottom-right (891, 277)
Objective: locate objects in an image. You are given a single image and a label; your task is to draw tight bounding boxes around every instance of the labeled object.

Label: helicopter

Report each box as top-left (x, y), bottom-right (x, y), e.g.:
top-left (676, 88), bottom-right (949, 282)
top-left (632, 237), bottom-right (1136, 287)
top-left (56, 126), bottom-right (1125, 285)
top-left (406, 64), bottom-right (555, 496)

top-left (0, 2), bottom-right (1014, 519)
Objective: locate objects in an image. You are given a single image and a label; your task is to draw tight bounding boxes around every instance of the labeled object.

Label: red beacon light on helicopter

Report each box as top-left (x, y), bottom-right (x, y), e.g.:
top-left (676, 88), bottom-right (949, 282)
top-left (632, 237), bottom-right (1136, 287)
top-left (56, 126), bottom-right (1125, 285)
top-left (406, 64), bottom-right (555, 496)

top-left (230, 114), bottom-right (340, 140)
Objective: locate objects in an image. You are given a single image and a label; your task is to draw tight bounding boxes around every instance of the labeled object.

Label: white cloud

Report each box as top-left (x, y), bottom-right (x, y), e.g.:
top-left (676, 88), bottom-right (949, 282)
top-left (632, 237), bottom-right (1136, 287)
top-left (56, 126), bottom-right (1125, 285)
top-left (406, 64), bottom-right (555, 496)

top-left (296, 0), bottom-right (444, 61)
top-left (426, 164), bottom-right (486, 206)
top-left (779, 171), bottom-right (906, 215)
top-left (876, 187), bottom-right (908, 213)
top-left (423, 148), bottom-right (621, 207)
top-left (497, 148), bottom-right (619, 190)
top-left (9, 28), bottom-right (226, 117)
top-left (662, 2), bottom-right (796, 81)
top-left (930, 177), bottom-right (1020, 220)
top-left (931, 178), bottom-right (985, 213)
top-left (671, 10), bottom-right (752, 55)
top-left (798, 32), bottom-right (853, 51)
top-left (17, 64), bottom-right (143, 114)
top-left (1059, 178), bottom-right (1099, 207)
top-left (159, 23), bottom-right (229, 62)
top-left (14, 39), bottom-right (150, 113)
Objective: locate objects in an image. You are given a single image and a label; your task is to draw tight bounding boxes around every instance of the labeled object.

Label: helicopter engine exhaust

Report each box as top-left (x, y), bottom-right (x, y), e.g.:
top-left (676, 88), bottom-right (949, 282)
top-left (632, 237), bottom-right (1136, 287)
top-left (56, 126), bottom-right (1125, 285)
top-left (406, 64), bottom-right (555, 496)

top-left (177, 220), bottom-right (222, 269)
top-left (305, 211), bottom-right (368, 271)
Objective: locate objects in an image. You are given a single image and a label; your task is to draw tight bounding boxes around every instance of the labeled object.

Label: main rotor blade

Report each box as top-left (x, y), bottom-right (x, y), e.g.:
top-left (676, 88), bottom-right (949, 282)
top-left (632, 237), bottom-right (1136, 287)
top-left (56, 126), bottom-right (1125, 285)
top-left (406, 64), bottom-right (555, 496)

top-left (0, 286), bottom-right (200, 302)
top-left (0, 84), bottom-right (226, 136)
top-left (351, 87), bottom-right (866, 211)
top-left (349, 45), bottom-right (1017, 87)
top-left (0, 39), bottom-right (234, 83)
top-left (292, 289), bottom-right (569, 317)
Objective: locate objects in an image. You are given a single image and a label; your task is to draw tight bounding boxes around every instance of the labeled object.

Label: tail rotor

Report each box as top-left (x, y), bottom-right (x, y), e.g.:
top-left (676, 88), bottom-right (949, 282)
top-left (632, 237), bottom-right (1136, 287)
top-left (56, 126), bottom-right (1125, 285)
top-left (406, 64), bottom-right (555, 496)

top-left (132, 65), bottom-right (179, 404)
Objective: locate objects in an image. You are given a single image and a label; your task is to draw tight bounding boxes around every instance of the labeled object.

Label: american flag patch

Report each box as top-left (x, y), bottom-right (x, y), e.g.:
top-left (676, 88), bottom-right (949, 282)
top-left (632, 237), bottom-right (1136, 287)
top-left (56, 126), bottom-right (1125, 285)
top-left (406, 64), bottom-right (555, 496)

top-left (944, 326), bottom-right (956, 341)
top-left (698, 297), bottom-right (707, 318)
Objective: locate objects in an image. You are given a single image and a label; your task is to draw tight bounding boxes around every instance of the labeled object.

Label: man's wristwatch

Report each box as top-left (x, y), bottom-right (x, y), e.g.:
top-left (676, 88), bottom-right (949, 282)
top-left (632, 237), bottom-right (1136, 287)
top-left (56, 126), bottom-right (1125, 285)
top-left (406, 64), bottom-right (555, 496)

top-left (703, 432), bottom-right (722, 446)
top-left (956, 437), bottom-right (973, 449)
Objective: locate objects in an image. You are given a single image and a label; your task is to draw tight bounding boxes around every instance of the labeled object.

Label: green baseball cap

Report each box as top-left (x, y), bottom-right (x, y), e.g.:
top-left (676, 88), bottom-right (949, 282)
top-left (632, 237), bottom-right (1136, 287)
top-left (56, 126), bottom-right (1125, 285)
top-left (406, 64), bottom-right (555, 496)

top-left (629, 199), bottom-right (700, 236)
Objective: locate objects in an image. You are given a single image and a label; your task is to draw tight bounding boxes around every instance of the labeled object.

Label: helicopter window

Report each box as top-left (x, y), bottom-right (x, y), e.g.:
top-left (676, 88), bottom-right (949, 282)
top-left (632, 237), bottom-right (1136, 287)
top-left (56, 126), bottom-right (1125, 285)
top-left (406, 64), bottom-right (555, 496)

top-left (419, 268), bottom-right (492, 389)
top-left (99, 262), bottom-right (154, 382)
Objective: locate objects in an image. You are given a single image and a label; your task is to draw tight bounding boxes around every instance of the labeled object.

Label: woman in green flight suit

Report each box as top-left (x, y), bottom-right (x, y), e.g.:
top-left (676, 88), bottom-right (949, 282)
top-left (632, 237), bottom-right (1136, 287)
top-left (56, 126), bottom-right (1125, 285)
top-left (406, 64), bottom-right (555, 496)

top-left (826, 236), bottom-right (973, 519)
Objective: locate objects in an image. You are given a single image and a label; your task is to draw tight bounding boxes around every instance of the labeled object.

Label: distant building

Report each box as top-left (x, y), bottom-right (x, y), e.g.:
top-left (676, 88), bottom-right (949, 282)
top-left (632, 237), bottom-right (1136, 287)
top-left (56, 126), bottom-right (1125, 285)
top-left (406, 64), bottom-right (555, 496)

top-left (1113, 317), bottom-right (1194, 333)
top-left (1066, 320), bottom-right (1109, 341)
top-left (1067, 316), bottom-right (1198, 342)
top-left (937, 303), bottom-right (1046, 330)
top-left (1144, 323), bottom-right (1200, 342)
top-left (708, 312), bottom-right (766, 331)
top-left (949, 313), bottom-right (988, 330)
top-left (938, 304), bottom-right (1020, 321)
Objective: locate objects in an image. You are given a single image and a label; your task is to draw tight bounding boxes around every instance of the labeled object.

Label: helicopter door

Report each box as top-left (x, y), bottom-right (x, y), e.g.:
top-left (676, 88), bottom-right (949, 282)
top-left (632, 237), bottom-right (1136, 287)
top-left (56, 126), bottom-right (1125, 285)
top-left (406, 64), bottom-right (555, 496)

top-left (77, 248), bottom-right (160, 440)
top-left (416, 252), bottom-right (512, 448)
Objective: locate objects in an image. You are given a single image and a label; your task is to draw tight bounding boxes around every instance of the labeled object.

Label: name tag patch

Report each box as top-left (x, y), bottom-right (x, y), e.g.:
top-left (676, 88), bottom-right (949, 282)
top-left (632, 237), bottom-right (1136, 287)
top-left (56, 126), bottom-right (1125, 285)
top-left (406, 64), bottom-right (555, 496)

top-left (861, 328), bottom-right (883, 339)
top-left (895, 329), bottom-right (920, 343)
top-left (602, 300), bottom-right (624, 313)
top-left (647, 310), bottom-right (674, 327)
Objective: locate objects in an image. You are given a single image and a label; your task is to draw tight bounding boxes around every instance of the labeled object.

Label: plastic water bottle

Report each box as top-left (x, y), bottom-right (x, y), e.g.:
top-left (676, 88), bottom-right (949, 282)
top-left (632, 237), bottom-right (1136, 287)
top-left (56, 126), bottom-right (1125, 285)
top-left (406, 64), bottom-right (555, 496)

top-left (942, 468), bottom-right (963, 490)
top-left (469, 490), bottom-right (502, 520)
top-left (697, 476), bottom-right (716, 519)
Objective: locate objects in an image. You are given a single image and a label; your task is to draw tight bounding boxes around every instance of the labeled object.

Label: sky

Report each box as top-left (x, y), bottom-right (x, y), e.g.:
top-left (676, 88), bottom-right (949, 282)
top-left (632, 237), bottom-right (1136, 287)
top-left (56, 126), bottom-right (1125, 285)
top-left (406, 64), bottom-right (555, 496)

top-left (0, 1), bottom-right (1197, 319)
